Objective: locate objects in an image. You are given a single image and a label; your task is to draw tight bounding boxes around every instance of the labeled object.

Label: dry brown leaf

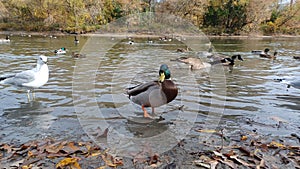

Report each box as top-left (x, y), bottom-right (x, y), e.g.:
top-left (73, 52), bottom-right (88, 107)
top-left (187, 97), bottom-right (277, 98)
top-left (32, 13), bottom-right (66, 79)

top-left (241, 135), bottom-right (248, 141)
top-left (224, 150), bottom-right (235, 158)
top-left (196, 129), bottom-right (218, 133)
top-left (61, 142), bottom-right (81, 154)
top-left (229, 155), bottom-right (253, 167)
top-left (1, 144), bottom-right (13, 154)
top-left (238, 146), bottom-right (251, 156)
top-left (56, 157), bottom-right (81, 169)
top-left (213, 151), bottom-right (226, 160)
top-left (219, 159), bottom-right (236, 169)
top-left (27, 151), bottom-right (34, 158)
top-left (90, 151), bottom-right (102, 157)
top-left (45, 142), bottom-right (64, 154)
top-left (21, 164), bottom-right (32, 169)
top-left (256, 159), bottom-right (265, 169)
top-left (101, 154), bottom-right (116, 167)
top-left (97, 167), bottom-right (106, 169)
top-left (208, 160), bottom-right (218, 169)
top-left (194, 160), bottom-right (210, 168)
top-left (269, 141), bottom-right (285, 148)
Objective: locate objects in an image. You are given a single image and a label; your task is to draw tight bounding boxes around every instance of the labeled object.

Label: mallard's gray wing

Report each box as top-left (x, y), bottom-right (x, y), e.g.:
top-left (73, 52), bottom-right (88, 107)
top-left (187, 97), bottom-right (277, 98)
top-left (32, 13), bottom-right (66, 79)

top-left (126, 81), bottom-right (159, 97)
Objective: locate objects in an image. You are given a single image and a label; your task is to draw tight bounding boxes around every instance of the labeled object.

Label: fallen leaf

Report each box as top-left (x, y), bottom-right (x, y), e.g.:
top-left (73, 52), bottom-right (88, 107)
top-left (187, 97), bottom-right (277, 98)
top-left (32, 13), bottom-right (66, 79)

top-left (229, 155), bottom-right (253, 167)
top-left (1, 144), bottom-right (13, 154)
top-left (213, 151), bottom-right (226, 160)
top-left (196, 129), bottom-right (218, 133)
top-left (224, 150), bottom-right (235, 158)
top-left (256, 159), bottom-right (265, 169)
top-left (56, 157), bottom-right (81, 169)
top-left (61, 142), bottom-right (81, 154)
top-left (194, 160), bottom-right (210, 168)
top-left (208, 160), bottom-right (218, 169)
top-left (27, 151), bottom-right (34, 158)
top-left (238, 146), bottom-right (251, 156)
top-left (240, 135), bottom-right (248, 141)
top-left (90, 151), bottom-right (102, 157)
top-left (218, 159), bottom-right (236, 169)
top-left (21, 164), bottom-right (32, 169)
top-left (97, 167), bottom-right (106, 169)
top-left (269, 141), bottom-right (285, 148)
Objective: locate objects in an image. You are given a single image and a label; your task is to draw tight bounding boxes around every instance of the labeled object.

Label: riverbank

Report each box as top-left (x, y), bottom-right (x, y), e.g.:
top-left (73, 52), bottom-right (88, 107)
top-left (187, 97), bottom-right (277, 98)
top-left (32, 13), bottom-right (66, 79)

top-left (1, 31), bottom-right (300, 39)
top-left (1, 125), bottom-right (299, 168)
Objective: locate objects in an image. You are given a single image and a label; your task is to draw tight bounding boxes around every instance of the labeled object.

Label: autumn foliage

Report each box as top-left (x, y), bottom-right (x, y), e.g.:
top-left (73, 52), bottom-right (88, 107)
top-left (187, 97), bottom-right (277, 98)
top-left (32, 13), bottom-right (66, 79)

top-left (0, 0), bottom-right (299, 34)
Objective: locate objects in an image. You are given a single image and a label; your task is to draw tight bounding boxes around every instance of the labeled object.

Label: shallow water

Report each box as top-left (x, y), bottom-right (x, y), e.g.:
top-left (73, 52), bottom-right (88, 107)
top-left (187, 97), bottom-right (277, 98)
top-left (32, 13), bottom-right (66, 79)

top-left (0, 35), bottom-right (299, 153)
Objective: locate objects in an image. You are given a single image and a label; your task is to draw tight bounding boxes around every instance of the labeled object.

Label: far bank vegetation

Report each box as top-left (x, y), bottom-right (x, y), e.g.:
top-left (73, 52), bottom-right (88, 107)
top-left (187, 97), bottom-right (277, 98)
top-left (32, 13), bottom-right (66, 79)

top-left (0, 0), bottom-right (299, 35)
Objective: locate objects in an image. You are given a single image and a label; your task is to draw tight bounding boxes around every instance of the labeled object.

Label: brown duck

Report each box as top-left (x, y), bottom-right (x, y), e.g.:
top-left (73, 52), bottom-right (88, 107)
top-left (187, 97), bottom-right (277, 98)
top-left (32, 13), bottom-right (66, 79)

top-left (126, 64), bottom-right (178, 118)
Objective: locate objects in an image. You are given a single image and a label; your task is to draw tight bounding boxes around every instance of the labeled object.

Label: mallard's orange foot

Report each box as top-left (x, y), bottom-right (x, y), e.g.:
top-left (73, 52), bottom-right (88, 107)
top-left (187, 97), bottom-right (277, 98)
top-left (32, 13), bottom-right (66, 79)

top-left (142, 105), bottom-right (153, 118)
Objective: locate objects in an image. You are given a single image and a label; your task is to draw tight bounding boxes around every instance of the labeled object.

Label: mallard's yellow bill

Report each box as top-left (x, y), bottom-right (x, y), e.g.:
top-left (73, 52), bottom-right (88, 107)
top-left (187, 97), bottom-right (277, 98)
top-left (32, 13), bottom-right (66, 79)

top-left (159, 73), bottom-right (165, 82)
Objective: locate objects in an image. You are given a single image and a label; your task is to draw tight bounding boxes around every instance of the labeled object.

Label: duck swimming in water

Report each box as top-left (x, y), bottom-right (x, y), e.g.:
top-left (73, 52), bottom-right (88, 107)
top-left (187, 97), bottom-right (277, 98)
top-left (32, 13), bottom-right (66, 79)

top-left (54, 47), bottom-right (66, 54)
top-left (74, 36), bottom-right (79, 44)
top-left (251, 48), bottom-right (269, 55)
top-left (0, 35), bottom-right (10, 43)
top-left (71, 52), bottom-right (86, 58)
top-left (126, 64), bottom-right (178, 118)
top-left (175, 54), bottom-right (243, 70)
top-left (259, 51), bottom-right (277, 59)
top-left (252, 48), bottom-right (277, 59)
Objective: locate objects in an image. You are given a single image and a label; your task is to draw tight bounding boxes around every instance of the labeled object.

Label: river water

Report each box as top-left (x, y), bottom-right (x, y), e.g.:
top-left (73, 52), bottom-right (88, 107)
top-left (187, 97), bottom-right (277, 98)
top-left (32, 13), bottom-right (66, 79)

top-left (0, 35), bottom-right (299, 155)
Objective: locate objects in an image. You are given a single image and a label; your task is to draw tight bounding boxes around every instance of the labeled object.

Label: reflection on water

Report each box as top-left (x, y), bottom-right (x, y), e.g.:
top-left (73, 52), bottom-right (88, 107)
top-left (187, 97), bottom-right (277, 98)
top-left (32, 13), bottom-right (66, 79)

top-left (0, 35), bottom-right (300, 145)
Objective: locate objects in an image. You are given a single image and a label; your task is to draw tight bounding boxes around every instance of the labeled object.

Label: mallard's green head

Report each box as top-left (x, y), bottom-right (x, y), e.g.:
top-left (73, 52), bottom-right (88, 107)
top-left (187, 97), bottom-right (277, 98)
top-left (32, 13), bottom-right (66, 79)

top-left (159, 64), bottom-right (171, 82)
top-left (264, 48), bottom-right (270, 53)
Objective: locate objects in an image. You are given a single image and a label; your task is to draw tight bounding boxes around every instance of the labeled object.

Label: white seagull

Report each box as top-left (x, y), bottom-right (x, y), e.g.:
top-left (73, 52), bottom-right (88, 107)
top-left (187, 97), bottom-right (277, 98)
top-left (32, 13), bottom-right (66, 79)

top-left (0, 55), bottom-right (49, 101)
top-left (275, 78), bottom-right (300, 90)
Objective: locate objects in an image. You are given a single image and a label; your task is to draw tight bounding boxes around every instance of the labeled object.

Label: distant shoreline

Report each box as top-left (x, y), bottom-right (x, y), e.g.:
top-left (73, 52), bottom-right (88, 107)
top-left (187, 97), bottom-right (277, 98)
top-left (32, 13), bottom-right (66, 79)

top-left (1, 31), bottom-right (300, 39)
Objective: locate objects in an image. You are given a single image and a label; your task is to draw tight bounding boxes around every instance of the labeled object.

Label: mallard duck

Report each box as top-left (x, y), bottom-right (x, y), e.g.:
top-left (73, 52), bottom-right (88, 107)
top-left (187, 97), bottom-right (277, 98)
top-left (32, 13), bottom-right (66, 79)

top-left (210, 54), bottom-right (244, 66)
top-left (176, 57), bottom-right (211, 70)
top-left (74, 36), bottom-right (79, 44)
top-left (0, 35), bottom-right (10, 43)
top-left (71, 52), bottom-right (86, 58)
top-left (54, 47), bottom-right (66, 54)
top-left (126, 64), bottom-right (178, 118)
top-left (147, 37), bottom-right (153, 44)
top-left (159, 36), bottom-right (172, 42)
top-left (293, 56), bottom-right (300, 60)
top-left (251, 48), bottom-right (270, 55)
top-left (176, 54), bottom-right (243, 70)
top-left (176, 46), bottom-right (192, 53)
top-left (260, 51), bottom-right (277, 59)
top-left (128, 40), bottom-right (134, 45)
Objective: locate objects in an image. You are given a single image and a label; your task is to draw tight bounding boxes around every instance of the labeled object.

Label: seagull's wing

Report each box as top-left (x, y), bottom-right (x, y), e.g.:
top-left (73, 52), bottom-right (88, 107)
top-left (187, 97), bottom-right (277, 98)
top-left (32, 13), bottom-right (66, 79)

top-left (291, 80), bottom-right (300, 89)
top-left (3, 69), bottom-right (36, 87)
